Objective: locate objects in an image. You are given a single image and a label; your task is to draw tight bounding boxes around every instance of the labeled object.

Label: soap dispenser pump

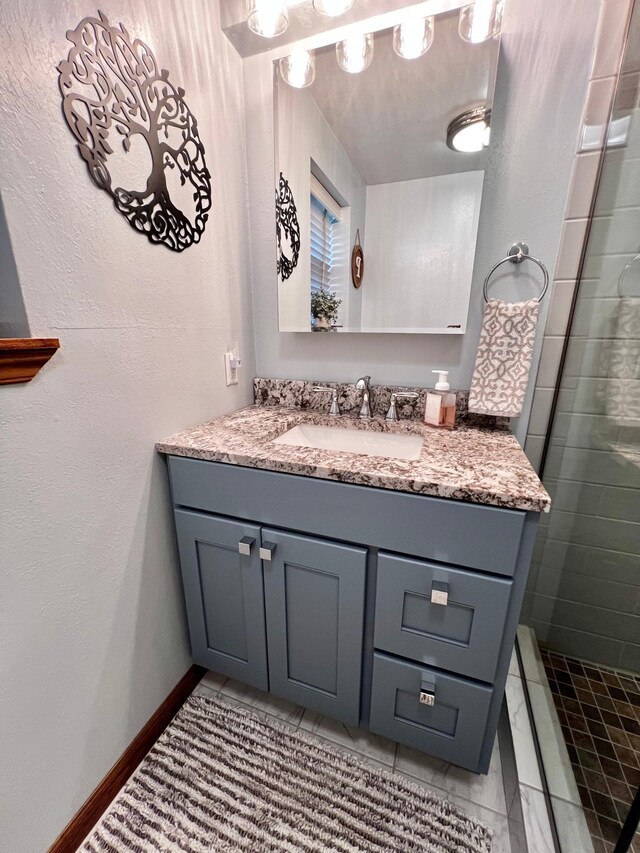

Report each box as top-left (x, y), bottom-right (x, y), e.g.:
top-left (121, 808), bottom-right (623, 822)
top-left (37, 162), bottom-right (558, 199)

top-left (424, 369), bottom-right (456, 430)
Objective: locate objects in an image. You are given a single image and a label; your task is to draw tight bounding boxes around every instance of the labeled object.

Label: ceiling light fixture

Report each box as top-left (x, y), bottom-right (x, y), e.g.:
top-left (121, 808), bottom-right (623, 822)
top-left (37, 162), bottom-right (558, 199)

top-left (447, 107), bottom-right (491, 153)
top-left (459, 0), bottom-right (503, 44)
top-left (393, 16), bottom-right (434, 60)
top-left (336, 32), bottom-right (374, 73)
top-left (247, 0), bottom-right (288, 38)
top-left (279, 47), bottom-right (316, 88)
top-left (313, 0), bottom-right (355, 16)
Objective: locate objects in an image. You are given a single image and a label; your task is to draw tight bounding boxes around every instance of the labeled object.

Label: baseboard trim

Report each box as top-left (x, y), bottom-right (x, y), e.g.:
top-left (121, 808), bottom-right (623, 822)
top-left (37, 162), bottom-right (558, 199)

top-left (48, 664), bottom-right (205, 853)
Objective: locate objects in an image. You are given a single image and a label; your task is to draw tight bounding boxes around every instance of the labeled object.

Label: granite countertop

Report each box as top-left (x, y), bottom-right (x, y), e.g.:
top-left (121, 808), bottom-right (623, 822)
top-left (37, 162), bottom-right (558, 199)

top-left (156, 405), bottom-right (551, 513)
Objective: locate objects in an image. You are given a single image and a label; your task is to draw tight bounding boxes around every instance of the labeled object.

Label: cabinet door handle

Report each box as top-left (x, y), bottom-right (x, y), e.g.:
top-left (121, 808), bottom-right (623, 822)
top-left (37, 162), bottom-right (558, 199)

top-left (419, 677), bottom-right (436, 707)
top-left (259, 541), bottom-right (277, 561)
top-left (238, 536), bottom-right (255, 556)
top-left (430, 580), bottom-right (449, 606)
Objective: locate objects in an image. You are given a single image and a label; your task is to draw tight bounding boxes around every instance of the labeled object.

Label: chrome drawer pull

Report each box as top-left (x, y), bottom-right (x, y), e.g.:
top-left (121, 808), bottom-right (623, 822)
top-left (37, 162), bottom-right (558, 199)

top-left (238, 536), bottom-right (255, 556)
top-left (259, 541), bottom-right (277, 561)
top-left (430, 580), bottom-right (449, 606)
top-left (419, 677), bottom-right (436, 707)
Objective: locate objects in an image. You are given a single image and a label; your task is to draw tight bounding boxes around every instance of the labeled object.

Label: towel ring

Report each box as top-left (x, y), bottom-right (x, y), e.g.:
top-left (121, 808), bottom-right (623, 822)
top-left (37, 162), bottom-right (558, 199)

top-left (483, 242), bottom-right (550, 303)
top-left (617, 254), bottom-right (640, 297)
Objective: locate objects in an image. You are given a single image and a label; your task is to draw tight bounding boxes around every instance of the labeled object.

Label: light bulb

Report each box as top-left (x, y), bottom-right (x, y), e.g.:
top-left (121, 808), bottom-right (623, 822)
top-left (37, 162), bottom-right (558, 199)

top-left (393, 16), bottom-right (434, 60)
top-left (313, 0), bottom-right (355, 16)
top-left (459, 0), bottom-right (503, 44)
top-left (247, 0), bottom-right (288, 38)
top-left (279, 48), bottom-right (316, 88)
top-left (336, 32), bottom-right (374, 74)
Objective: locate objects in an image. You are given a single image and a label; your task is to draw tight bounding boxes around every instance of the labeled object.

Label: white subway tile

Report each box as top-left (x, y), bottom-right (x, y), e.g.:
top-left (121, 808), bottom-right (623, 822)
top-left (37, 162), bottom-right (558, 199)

top-left (524, 436), bottom-right (544, 472)
top-left (536, 337), bottom-right (564, 388)
top-left (592, 0), bottom-right (632, 79)
top-left (528, 388), bottom-right (555, 435)
top-left (579, 76), bottom-right (617, 152)
top-left (555, 219), bottom-right (588, 279)
top-left (545, 280), bottom-right (576, 336)
top-left (565, 152), bottom-right (601, 219)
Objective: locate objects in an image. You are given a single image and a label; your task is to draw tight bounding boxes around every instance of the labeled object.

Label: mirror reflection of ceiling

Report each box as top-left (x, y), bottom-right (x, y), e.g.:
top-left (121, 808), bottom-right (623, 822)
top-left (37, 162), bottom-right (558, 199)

top-left (221, 0), bottom-right (421, 57)
top-left (307, 11), bottom-right (496, 184)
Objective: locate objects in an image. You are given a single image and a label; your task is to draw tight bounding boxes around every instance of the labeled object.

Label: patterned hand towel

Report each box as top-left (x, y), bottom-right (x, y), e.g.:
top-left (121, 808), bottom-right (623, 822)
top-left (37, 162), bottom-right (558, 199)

top-left (468, 298), bottom-right (540, 418)
top-left (606, 297), bottom-right (640, 427)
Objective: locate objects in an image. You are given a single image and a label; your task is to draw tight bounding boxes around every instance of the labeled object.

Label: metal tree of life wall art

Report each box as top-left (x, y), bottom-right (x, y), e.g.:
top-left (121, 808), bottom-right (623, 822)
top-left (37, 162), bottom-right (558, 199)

top-left (58, 11), bottom-right (211, 252)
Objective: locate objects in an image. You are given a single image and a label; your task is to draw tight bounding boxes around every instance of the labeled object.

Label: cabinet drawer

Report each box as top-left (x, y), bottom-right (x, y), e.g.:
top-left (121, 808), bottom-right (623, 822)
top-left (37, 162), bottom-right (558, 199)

top-left (369, 653), bottom-right (493, 772)
top-left (374, 553), bottom-right (512, 683)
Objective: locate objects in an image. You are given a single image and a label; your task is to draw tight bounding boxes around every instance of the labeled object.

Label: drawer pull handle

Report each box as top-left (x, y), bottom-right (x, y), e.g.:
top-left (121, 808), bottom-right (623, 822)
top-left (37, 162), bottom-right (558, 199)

top-left (238, 536), bottom-right (255, 556)
top-left (430, 580), bottom-right (449, 606)
top-left (260, 542), bottom-right (277, 561)
top-left (419, 678), bottom-right (436, 707)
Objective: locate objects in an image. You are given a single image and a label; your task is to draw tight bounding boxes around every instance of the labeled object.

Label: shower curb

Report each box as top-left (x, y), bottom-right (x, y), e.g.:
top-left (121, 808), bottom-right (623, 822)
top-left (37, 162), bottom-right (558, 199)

top-left (513, 625), bottom-right (595, 853)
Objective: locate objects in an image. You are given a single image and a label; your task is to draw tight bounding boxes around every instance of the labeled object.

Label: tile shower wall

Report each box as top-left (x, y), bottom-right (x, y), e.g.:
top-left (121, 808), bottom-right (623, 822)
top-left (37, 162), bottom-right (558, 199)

top-left (524, 0), bottom-right (633, 469)
top-left (523, 0), bottom-right (640, 672)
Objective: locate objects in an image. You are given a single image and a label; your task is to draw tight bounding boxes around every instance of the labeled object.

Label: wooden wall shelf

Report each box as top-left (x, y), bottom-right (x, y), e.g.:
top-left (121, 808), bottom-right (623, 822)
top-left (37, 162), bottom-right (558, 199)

top-left (0, 338), bottom-right (60, 385)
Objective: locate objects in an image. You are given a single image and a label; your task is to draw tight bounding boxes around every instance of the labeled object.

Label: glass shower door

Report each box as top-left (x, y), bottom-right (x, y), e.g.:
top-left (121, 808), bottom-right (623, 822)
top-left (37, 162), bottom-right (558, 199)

top-left (522, 7), bottom-right (640, 850)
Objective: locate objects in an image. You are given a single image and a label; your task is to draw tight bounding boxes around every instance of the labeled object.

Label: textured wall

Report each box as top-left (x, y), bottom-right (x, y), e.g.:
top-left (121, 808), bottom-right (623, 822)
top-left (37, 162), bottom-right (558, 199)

top-left (245, 0), bottom-right (602, 444)
top-left (0, 1), bottom-right (255, 850)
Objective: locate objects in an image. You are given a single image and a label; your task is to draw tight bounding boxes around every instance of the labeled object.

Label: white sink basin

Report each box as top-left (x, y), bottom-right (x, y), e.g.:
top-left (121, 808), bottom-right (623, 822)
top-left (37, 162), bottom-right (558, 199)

top-left (272, 423), bottom-right (423, 460)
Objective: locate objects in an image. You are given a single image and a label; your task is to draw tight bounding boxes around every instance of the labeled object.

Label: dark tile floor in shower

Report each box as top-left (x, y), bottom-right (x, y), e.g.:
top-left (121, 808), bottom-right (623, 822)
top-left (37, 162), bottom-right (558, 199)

top-left (540, 647), bottom-right (640, 852)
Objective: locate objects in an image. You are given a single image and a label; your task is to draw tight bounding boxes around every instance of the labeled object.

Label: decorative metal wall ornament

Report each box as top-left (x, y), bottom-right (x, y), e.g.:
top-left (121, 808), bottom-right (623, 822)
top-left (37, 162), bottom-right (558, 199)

top-left (275, 172), bottom-right (300, 281)
top-left (351, 228), bottom-right (364, 288)
top-left (57, 11), bottom-right (211, 252)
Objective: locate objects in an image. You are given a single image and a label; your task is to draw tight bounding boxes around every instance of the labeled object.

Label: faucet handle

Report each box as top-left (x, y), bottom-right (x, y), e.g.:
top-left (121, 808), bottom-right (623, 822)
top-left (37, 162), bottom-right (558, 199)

top-left (312, 386), bottom-right (340, 416)
top-left (386, 391), bottom-right (419, 422)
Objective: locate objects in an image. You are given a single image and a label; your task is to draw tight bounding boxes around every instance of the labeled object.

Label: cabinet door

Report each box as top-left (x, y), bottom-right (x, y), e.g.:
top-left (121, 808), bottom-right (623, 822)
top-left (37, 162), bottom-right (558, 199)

top-left (174, 509), bottom-right (268, 690)
top-left (262, 528), bottom-right (366, 726)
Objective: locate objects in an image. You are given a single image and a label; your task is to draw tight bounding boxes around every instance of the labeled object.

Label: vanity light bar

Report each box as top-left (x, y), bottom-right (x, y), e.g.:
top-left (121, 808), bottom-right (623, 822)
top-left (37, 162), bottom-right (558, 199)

top-left (313, 0), bottom-right (355, 16)
top-left (248, 0), bottom-right (356, 39)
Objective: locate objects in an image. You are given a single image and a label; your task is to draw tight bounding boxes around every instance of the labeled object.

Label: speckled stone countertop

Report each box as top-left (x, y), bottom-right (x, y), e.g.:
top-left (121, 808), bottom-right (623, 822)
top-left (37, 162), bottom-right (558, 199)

top-left (157, 405), bottom-right (551, 513)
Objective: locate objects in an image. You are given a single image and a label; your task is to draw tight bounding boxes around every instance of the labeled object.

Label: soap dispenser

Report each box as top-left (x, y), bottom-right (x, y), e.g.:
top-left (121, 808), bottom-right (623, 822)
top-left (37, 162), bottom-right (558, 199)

top-left (424, 370), bottom-right (456, 430)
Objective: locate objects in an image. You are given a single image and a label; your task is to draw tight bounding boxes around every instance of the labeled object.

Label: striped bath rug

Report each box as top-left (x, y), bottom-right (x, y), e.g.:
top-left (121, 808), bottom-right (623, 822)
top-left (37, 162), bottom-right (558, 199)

top-left (82, 694), bottom-right (492, 852)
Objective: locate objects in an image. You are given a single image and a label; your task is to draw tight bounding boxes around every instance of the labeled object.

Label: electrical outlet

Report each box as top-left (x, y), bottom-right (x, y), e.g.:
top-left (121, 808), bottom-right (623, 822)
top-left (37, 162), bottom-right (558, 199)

top-left (224, 343), bottom-right (241, 386)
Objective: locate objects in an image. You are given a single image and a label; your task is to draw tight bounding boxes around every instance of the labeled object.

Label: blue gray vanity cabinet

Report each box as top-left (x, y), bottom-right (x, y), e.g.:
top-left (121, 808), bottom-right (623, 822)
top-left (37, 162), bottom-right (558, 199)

top-left (167, 455), bottom-right (539, 774)
top-left (174, 505), bottom-right (367, 725)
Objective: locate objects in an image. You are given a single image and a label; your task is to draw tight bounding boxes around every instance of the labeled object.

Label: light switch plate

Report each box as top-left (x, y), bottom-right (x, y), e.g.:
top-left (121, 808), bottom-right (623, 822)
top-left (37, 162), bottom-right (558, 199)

top-left (224, 342), bottom-right (240, 386)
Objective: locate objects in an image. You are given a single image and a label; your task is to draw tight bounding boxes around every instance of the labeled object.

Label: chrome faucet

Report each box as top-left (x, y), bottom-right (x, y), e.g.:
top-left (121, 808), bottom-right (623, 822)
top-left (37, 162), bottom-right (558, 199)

top-left (355, 375), bottom-right (372, 419)
top-left (385, 391), bottom-right (419, 422)
top-left (312, 386), bottom-right (340, 416)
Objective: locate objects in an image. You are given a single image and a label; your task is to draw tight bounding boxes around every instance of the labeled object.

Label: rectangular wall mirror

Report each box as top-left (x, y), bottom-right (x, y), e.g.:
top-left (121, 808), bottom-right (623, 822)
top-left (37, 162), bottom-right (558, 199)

top-left (274, 2), bottom-right (502, 333)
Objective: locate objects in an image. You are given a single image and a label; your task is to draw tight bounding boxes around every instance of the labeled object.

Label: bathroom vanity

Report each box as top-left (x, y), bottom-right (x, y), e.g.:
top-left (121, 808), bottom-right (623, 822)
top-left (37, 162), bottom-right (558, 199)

top-left (158, 397), bottom-right (550, 775)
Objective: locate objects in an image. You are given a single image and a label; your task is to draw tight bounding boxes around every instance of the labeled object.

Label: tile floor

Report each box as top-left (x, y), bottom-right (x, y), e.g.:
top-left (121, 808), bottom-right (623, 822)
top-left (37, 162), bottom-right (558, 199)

top-left (194, 670), bottom-right (514, 852)
top-left (540, 647), bottom-right (640, 852)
